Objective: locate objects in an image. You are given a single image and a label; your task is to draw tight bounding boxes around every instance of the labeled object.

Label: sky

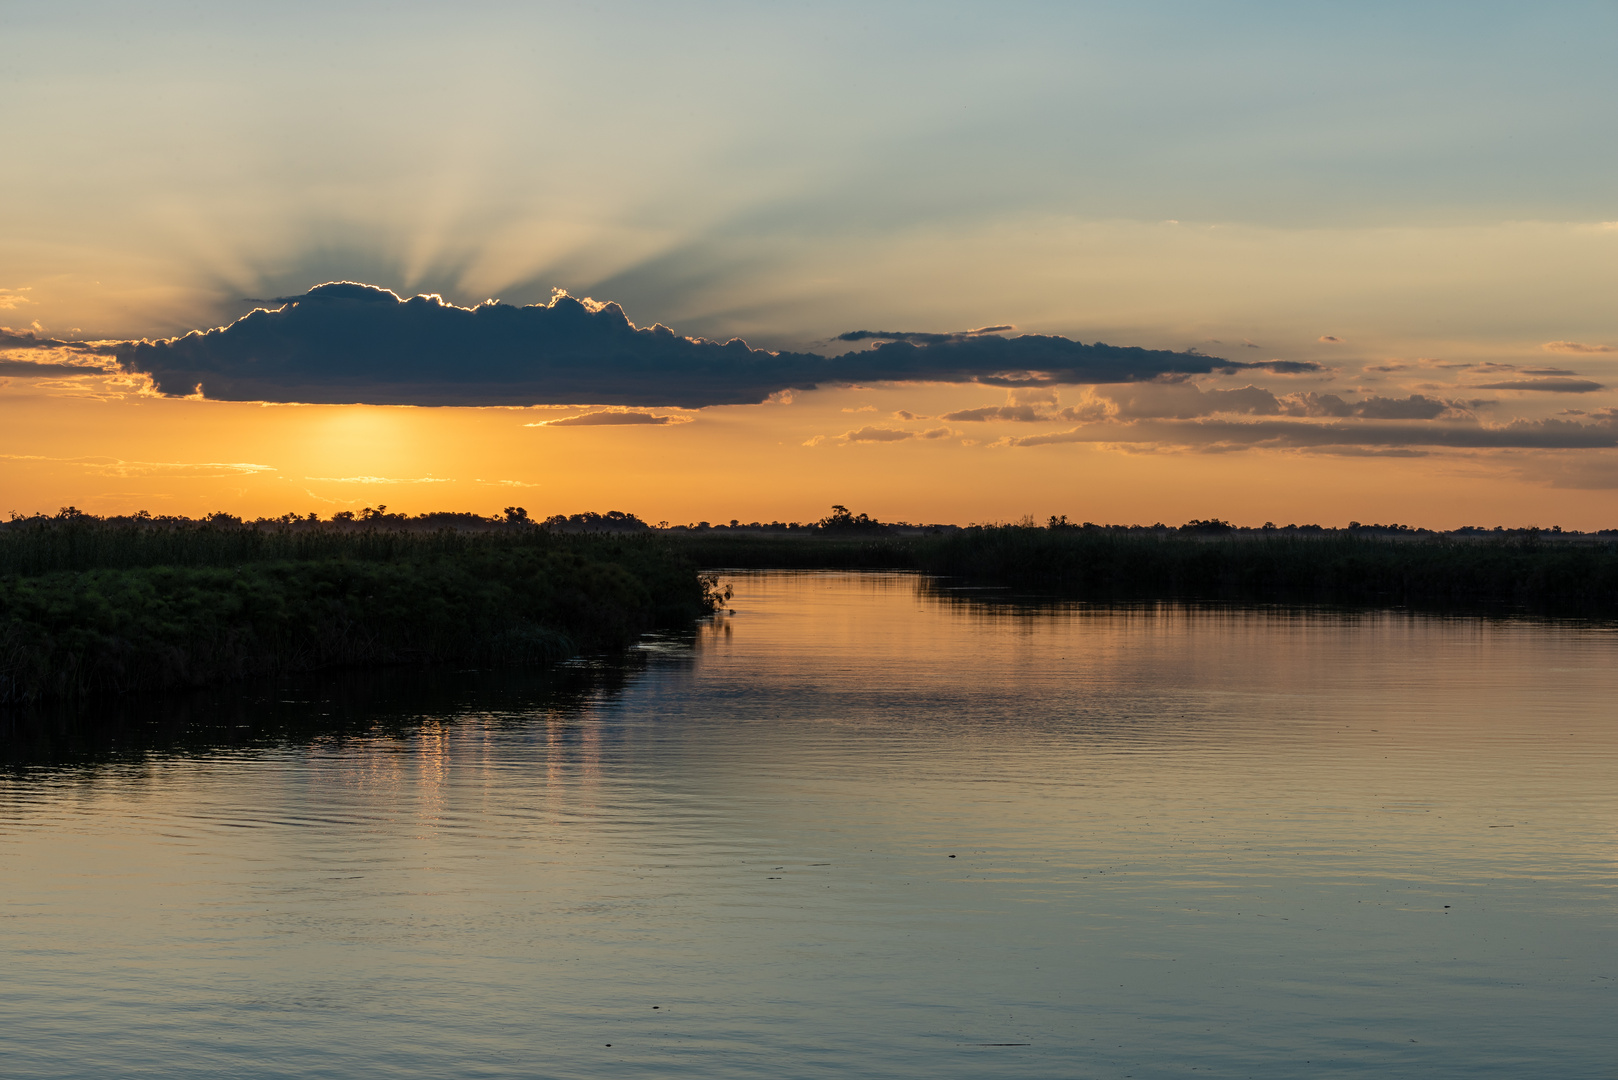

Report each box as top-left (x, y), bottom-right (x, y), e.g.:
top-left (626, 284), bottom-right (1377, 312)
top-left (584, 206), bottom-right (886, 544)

top-left (3, 0), bottom-right (1618, 527)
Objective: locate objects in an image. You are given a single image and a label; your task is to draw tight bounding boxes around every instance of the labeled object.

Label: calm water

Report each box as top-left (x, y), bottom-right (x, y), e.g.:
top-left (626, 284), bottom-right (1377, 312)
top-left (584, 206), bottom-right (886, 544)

top-left (2, 572), bottom-right (1615, 1079)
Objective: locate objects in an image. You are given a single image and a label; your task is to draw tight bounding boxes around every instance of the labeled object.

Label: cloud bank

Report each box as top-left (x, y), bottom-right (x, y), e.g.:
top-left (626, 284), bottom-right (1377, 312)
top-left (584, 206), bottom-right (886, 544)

top-left (113, 282), bottom-right (1319, 408)
top-left (1008, 414), bottom-right (1618, 451)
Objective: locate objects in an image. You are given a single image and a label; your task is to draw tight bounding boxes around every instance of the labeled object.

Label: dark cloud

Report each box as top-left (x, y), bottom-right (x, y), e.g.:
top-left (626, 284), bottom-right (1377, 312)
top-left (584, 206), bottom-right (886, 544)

top-left (539, 410), bottom-right (680, 427)
top-left (1, 328), bottom-right (118, 357)
top-left (112, 283), bottom-right (1324, 408)
top-left (1473, 378), bottom-right (1605, 393)
top-left (0, 358), bottom-right (111, 377)
top-left (1318, 335), bottom-right (1343, 343)
top-left (1246, 359), bottom-right (1325, 373)
top-left (836, 325), bottom-right (1014, 345)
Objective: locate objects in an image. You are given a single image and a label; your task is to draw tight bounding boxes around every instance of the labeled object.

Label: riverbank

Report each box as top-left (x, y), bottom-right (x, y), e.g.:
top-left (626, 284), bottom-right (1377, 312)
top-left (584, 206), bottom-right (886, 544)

top-left (0, 518), bottom-right (721, 705)
top-left (670, 526), bottom-right (1618, 613)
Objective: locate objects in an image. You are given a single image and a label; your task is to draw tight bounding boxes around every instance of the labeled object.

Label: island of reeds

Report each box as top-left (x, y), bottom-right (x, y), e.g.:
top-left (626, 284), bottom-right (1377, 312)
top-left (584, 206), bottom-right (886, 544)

top-left (0, 507), bottom-right (724, 706)
top-left (6, 503), bottom-right (1618, 705)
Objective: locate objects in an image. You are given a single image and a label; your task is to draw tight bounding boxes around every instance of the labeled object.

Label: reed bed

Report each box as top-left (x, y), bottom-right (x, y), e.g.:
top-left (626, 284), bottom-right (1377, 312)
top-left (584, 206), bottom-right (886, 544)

top-left (0, 517), bottom-right (720, 705)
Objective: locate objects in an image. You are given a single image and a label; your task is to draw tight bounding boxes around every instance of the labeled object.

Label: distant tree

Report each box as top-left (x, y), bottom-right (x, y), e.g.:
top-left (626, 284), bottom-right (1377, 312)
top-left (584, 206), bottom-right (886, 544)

top-left (818, 504), bottom-right (885, 532)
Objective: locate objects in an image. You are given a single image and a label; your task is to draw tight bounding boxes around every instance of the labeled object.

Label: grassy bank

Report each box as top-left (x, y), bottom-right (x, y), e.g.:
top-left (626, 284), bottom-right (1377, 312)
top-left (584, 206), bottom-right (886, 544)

top-left (664, 524), bottom-right (1618, 613)
top-left (0, 517), bottom-right (720, 705)
top-left (906, 526), bottom-right (1618, 610)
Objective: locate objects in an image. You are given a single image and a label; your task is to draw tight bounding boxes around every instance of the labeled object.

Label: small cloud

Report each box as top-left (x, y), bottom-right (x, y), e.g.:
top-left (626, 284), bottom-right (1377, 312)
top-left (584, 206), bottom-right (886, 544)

top-left (1352, 394), bottom-right (1452, 420)
top-left (1473, 378), bottom-right (1605, 393)
top-left (1241, 340), bottom-right (1260, 349)
top-left (476, 478), bottom-right (541, 487)
top-left (843, 425), bottom-right (916, 442)
top-left (529, 410), bottom-right (687, 427)
top-left (1249, 359), bottom-right (1325, 374)
top-left (917, 427), bottom-right (955, 439)
top-left (1520, 367), bottom-right (1578, 376)
top-left (841, 405), bottom-right (877, 413)
top-left (0, 288), bottom-right (32, 311)
top-left (835, 325), bottom-right (1014, 346)
top-left (941, 404), bottom-right (1047, 423)
top-left (1543, 341), bottom-right (1616, 354)
top-left (1367, 363), bottom-right (1408, 373)
top-left (892, 410), bottom-right (922, 420)
top-left (1319, 335), bottom-right (1343, 343)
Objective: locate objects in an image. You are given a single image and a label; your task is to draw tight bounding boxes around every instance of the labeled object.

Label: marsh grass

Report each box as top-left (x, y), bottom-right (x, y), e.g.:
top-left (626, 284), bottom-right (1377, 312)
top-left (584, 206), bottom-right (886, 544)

top-left (666, 524), bottom-right (1618, 612)
top-left (0, 517), bottom-right (720, 705)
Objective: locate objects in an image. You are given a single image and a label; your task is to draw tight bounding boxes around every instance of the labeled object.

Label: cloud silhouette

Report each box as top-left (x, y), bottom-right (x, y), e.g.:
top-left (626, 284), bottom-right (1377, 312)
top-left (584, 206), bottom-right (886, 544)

top-left (536, 410), bottom-right (683, 426)
top-left (0, 358), bottom-right (111, 377)
top-left (113, 282), bottom-right (1322, 408)
top-left (1, 328), bottom-right (118, 377)
top-left (1473, 378), bottom-right (1605, 393)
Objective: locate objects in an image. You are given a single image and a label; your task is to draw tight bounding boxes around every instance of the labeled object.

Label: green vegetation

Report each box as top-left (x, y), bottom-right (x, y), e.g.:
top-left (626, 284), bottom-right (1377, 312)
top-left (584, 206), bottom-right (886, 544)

top-left (908, 525), bottom-right (1618, 610)
top-left (7, 503), bottom-right (1616, 706)
top-left (664, 510), bottom-right (1618, 613)
top-left (0, 512), bottom-right (722, 705)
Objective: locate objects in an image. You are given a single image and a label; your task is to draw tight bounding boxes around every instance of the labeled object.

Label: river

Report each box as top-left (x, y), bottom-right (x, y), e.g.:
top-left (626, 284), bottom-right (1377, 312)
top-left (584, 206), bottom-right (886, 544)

top-left (2, 571), bottom-right (1614, 1078)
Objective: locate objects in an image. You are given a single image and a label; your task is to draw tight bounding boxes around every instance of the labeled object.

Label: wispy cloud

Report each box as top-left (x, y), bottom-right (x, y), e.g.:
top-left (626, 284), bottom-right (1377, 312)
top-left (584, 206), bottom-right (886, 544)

top-left (305, 474), bottom-right (453, 484)
top-left (1543, 341), bottom-right (1616, 354)
top-left (1473, 378), bottom-right (1604, 393)
top-left (1007, 414), bottom-right (1618, 452)
top-left (0, 454), bottom-right (275, 478)
top-left (807, 425), bottom-right (957, 445)
top-left (528, 410), bottom-right (688, 427)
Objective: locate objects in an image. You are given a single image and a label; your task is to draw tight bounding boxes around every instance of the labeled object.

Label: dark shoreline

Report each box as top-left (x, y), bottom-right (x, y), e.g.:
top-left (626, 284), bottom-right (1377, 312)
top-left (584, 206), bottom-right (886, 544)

top-left (1, 520), bottom-right (721, 706)
top-left (6, 513), bottom-right (1617, 708)
top-left (669, 528), bottom-right (1618, 616)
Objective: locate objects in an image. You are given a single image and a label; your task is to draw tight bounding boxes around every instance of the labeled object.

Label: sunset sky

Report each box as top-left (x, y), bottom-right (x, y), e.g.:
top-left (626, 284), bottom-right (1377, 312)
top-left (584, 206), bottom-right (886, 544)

top-left (4, 1), bottom-right (1618, 527)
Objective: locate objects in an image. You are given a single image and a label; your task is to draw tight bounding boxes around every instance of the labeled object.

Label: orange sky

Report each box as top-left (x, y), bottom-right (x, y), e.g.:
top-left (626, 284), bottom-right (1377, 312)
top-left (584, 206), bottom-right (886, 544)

top-left (4, 6), bottom-right (1618, 528)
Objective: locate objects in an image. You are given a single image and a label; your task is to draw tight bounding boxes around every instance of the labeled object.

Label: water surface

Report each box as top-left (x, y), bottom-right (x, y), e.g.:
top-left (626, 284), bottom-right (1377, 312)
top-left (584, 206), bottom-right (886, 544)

top-left (3, 572), bottom-right (1614, 1078)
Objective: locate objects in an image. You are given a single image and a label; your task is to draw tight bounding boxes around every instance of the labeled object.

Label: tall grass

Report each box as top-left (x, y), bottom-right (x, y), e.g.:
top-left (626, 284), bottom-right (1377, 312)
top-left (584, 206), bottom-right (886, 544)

top-left (663, 523), bottom-right (1618, 611)
top-left (0, 517), bottom-right (722, 705)
top-left (909, 526), bottom-right (1618, 610)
